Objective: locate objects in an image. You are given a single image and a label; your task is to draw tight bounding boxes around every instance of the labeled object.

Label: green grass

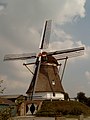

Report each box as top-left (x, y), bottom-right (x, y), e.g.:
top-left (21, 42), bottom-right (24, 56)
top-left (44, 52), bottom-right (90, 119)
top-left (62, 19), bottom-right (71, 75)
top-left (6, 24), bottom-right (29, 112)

top-left (36, 100), bottom-right (90, 117)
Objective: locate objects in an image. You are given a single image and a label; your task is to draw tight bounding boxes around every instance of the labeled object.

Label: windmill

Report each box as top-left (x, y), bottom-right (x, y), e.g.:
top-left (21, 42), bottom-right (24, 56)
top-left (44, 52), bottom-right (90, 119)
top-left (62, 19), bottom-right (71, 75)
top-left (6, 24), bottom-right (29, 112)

top-left (4, 20), bottom-right (84, 100)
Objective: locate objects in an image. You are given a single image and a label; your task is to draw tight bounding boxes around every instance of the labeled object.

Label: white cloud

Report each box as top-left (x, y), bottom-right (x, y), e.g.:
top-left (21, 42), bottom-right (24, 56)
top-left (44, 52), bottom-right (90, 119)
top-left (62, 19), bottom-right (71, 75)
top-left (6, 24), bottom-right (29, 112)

top-left (84, 46), bottom-right (90, 59)
top-left (0, 5), bottom-right (4, 11)
top-left (29, 0), bottom-right (86, 24)
top-left (0, 35), bottom-right (22, 53)
top-left (4, 78), bottom-right (29, 94)
top-left (48, 26), bottom-right (85, 51)
top-left (57, 0), bottom-right (86, 23)
top-left (0, 0), bottom-right (86, 53)
top-left (0, 1), bottom-right (7, 15)
top-left (11, 61), bottom-right (34, 79)
top-left (0, 2), bottom-right (7, 10)
top-left (0, 74), bottom-right (7, 82)
top-left (85, 71), bottom-right (90, 80)
top-left (49, 40), bottom-right (74, 51)
top-left (4, 0), bottom-right (86, 27)
top-left (75, 85), bottom-right (86, 94)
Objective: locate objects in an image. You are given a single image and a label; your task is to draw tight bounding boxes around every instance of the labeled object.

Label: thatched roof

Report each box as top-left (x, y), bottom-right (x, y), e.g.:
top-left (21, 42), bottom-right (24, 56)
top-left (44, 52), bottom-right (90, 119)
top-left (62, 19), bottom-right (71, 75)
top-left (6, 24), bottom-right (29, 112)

top-left (26, 55), bottom-right (65, 95)
top-left (0, 97), bottom-right (15, 105)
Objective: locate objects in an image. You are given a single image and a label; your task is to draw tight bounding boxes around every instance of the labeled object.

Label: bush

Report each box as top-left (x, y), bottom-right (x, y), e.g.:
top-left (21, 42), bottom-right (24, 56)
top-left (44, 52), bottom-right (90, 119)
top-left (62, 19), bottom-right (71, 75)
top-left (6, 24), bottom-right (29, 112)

top-left (0, 105), bottom-right (16, 120)
top-left (36, 100), bottom-right (90, 117)
top-left (69, 107), bottom-right (82, 115)
top-left (0, 107), bottom-right (11, 120)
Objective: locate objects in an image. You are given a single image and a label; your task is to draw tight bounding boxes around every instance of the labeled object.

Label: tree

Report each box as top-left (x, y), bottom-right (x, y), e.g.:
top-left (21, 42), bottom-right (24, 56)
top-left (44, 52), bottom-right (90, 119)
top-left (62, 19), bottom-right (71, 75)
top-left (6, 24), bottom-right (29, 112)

top-left (77, 92), bottom-right (87, 103)
top-left (15, 95), bottom-right (25, 116)
top-left (0, 80), bottom-right (14, 120)
top-left (86, 97), bottom-right (90, 107)
top-left (64, 92), bottom-right (69, 101)
top-left (0, 80), bottom-right (5, 94)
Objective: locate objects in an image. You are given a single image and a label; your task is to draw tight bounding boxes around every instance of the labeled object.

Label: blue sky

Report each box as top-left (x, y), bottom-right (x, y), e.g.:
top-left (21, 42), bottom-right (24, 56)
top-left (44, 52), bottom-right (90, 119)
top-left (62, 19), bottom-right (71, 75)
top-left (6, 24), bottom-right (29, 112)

top-left (0, 0), bottom-right (90, 98)
top-left (60, 0), bottom-right (90, 46)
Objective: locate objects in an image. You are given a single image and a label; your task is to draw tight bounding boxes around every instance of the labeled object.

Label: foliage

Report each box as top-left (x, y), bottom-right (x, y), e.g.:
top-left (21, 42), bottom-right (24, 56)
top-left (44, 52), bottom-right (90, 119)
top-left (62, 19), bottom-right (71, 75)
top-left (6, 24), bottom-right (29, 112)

top-left (15, 95), bottom-right (25, 105)
top-left (76, 92), bottom-right (90, 108)
top-left (77, 92), bottom-right (87, 103)
top-left (0, 106), bottom-right (13, 120)
top-left (36, 100), bottom-right (90, 117)
top-left (0, 80), bottom-right (5, 94)
top-left (86, 97), bottom-right (90, 107)
top-left (64, 93), bottom-right (69, 101)
top-left (15, 95), bottom-right (25, 116)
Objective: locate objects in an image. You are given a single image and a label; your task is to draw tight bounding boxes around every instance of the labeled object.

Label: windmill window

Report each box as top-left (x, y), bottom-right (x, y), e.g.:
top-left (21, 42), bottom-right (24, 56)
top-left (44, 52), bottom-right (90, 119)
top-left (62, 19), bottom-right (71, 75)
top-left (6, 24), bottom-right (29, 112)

top-left (53, 93), bottom-right (55, 97)
top-left (52, 80), bottom-right (55, 85)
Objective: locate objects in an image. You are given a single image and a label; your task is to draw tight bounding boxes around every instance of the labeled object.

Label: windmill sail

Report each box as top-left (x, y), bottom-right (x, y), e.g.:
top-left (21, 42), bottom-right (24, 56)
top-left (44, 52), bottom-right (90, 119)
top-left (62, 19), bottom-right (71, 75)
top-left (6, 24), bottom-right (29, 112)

top-left (27, 20), bottom-right (52, 98)
top-left (47, 47), bottom-right (84, 60)
top-left (39, 20), bottom-right (52, 49)
top-left (4, 53), bottom-right (36, 61)
top-left (26, 56), bottom-right (41, 99)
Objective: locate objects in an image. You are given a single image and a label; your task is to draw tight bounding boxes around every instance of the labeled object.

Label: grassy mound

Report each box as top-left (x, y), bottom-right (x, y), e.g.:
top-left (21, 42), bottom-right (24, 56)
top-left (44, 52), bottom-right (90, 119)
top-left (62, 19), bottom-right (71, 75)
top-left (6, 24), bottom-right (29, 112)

top-left (36, 100), bottom-right (90, 117)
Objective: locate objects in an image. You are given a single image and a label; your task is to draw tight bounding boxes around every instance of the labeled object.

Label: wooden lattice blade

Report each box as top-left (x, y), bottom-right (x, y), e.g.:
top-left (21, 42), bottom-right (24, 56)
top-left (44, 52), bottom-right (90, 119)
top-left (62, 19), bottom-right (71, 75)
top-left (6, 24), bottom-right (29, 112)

top-left (4, 53), bottom-right (36, 61)
top-left (47, 47), bottom-right (85, 60)
top-left (39, 20), bottom-right (52, 49)
top-left (26, 56), bottom-right (41, 99)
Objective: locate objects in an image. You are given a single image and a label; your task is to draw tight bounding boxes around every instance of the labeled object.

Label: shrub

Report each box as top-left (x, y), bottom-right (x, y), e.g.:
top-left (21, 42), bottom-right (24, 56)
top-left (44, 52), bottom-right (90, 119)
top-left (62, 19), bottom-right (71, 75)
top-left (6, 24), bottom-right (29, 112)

top-left (36, 100), bottom-right (90, 117)
top-left (0, 105), bottom-right (16, 120)
top-left (0, 107), bottom-right (11, 120)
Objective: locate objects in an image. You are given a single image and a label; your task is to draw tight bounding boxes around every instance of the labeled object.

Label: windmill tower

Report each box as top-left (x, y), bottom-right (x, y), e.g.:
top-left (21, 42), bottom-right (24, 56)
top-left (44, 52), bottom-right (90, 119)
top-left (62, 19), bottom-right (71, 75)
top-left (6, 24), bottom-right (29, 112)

top-left (4, 20), bottom-right (84, 100)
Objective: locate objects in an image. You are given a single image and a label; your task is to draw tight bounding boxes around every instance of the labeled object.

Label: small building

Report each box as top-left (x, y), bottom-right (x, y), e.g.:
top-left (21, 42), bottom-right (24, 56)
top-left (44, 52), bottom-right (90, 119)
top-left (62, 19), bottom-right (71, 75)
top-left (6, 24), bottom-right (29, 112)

top-left (0, 94), bottom-right (27, 103)
top-left (0, 97), bottom-right (17, 116)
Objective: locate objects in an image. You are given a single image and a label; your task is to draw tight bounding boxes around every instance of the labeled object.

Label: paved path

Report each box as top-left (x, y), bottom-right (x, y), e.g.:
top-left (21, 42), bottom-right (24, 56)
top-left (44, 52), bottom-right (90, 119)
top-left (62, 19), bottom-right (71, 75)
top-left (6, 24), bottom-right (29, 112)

top-left (12, 116), bottom-right (55, 120)
top-left (11, 116), bottom-right (90, 120)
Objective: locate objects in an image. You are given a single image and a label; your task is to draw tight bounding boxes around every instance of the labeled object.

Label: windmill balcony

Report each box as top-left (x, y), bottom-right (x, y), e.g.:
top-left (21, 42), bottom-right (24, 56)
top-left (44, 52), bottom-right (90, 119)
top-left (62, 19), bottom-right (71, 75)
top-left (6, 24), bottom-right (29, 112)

top-left (32, 92), bottom-right (64, 100)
